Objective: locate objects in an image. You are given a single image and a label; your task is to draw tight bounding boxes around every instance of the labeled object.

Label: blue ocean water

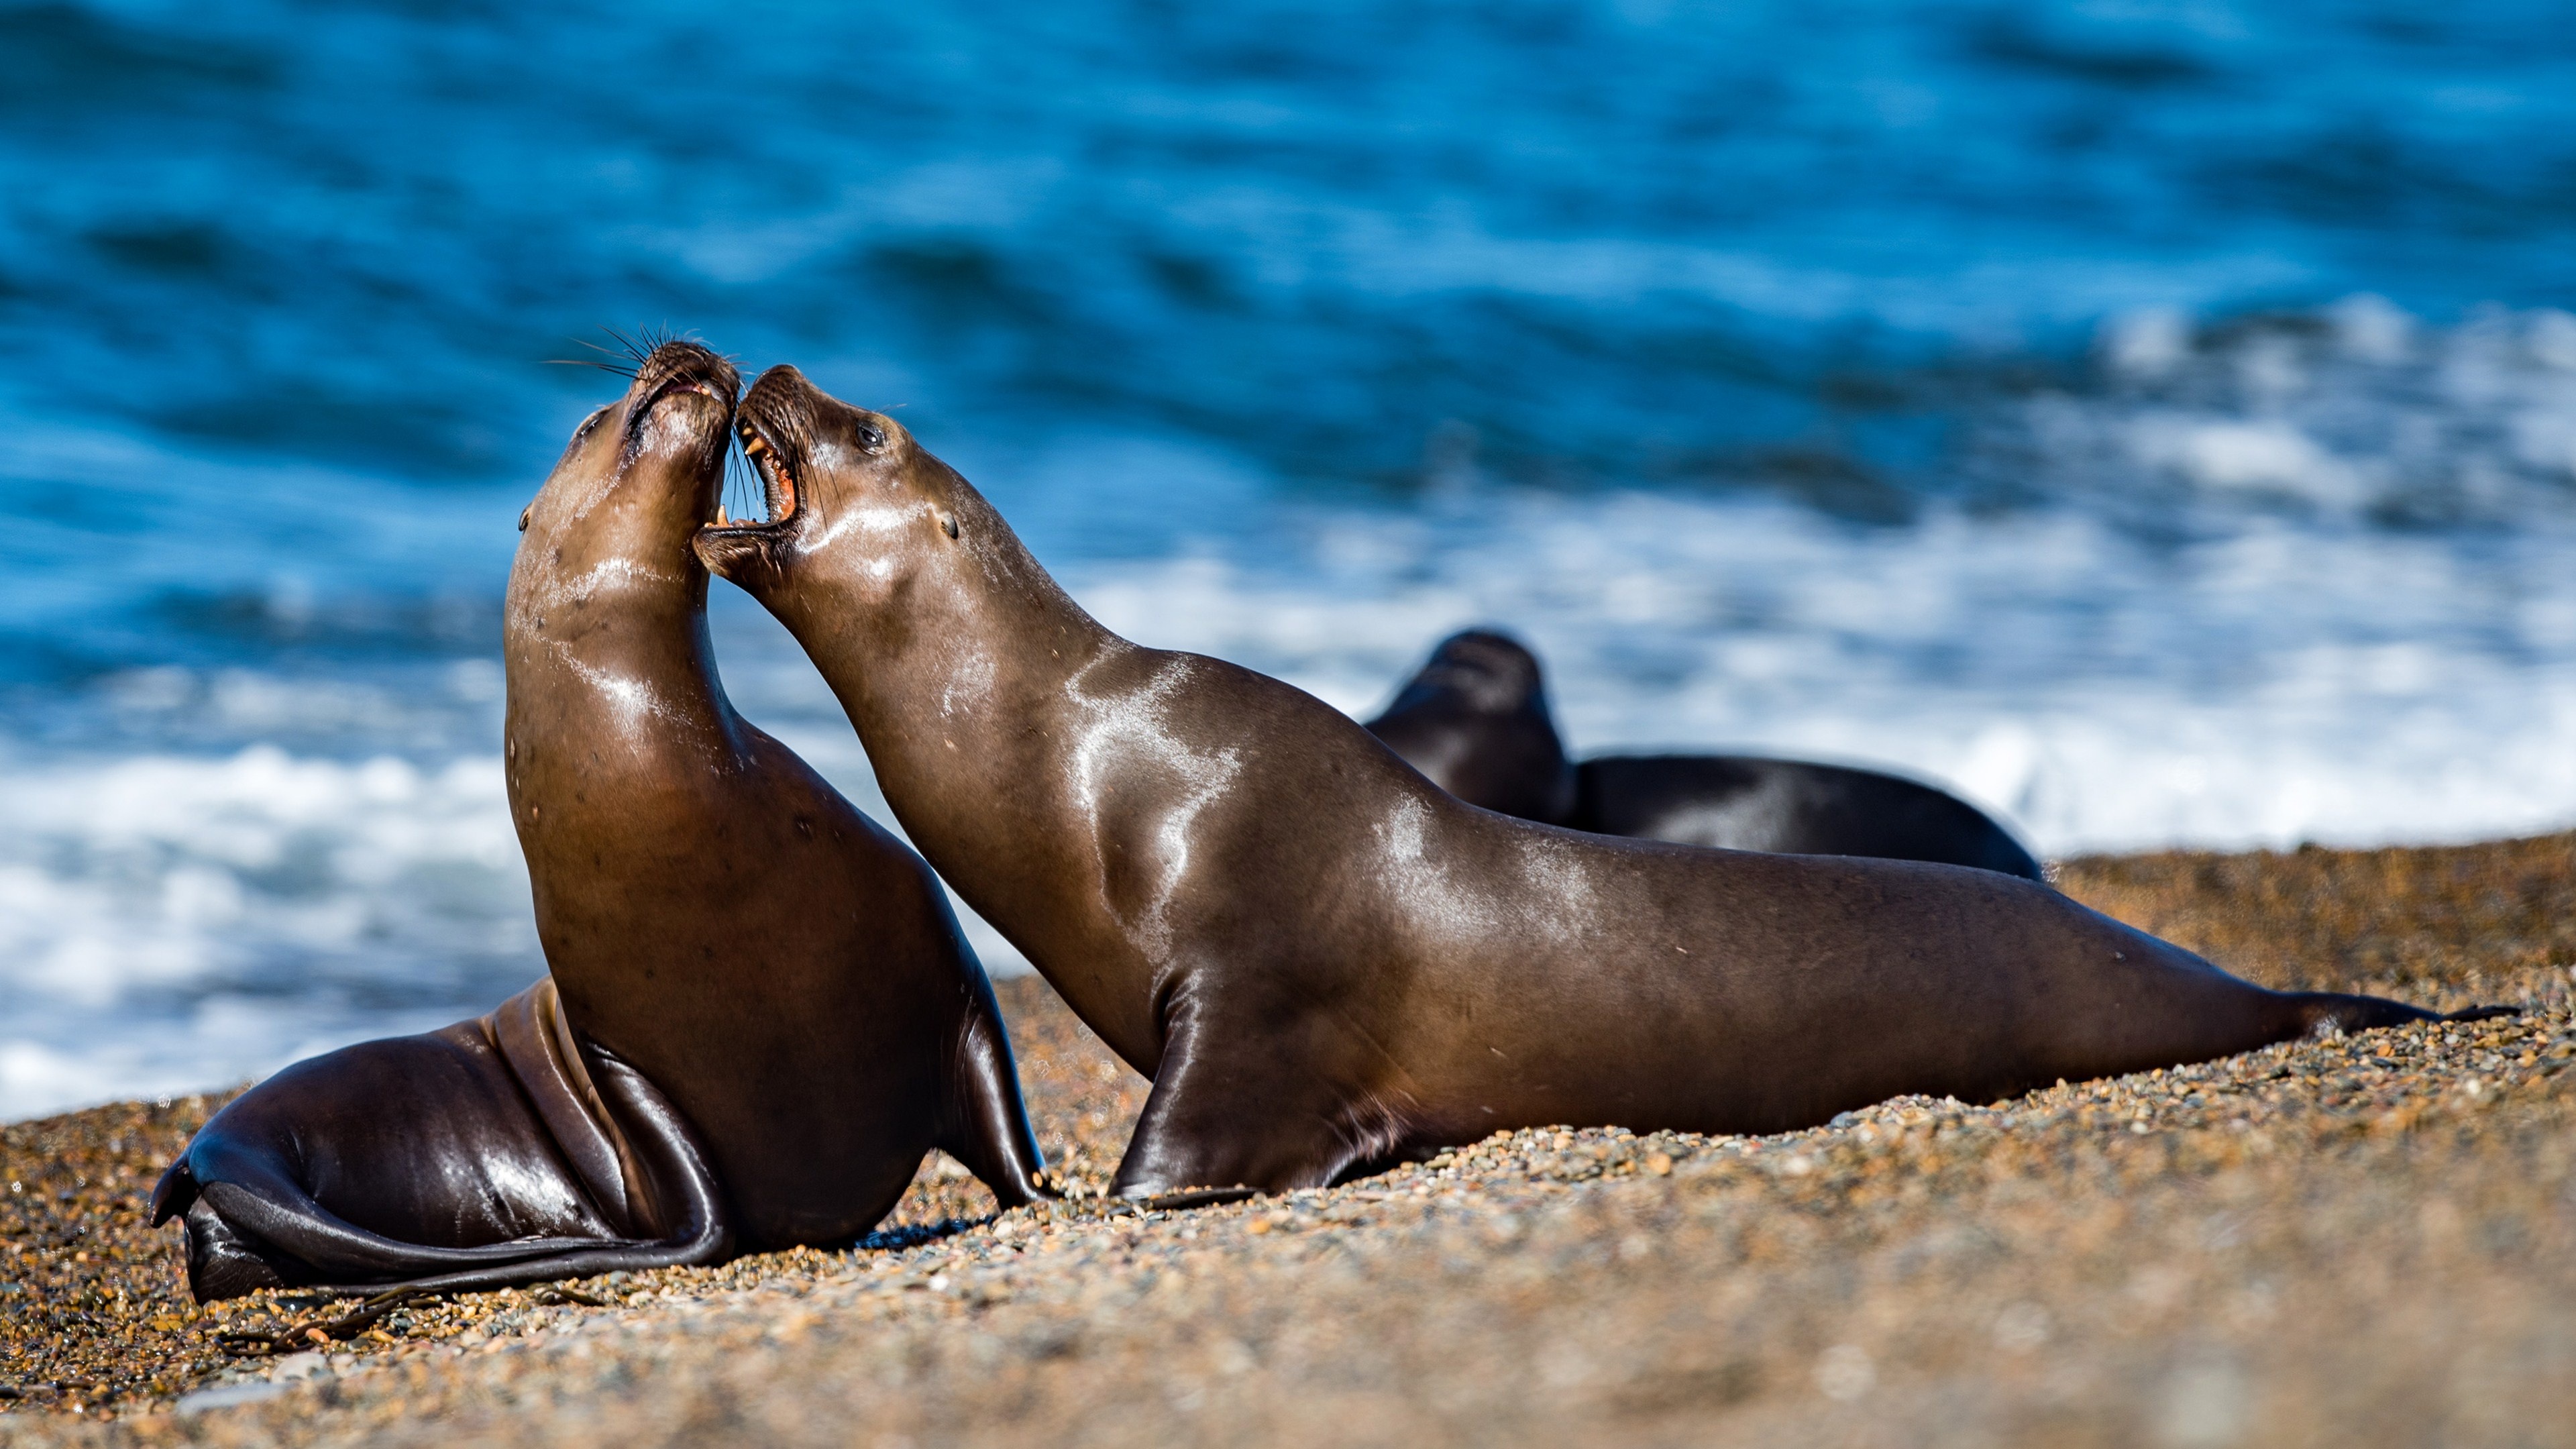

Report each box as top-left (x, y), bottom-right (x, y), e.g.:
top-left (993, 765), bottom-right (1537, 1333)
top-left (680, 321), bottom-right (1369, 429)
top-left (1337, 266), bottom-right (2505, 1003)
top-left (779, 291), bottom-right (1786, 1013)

top-left (5, 0), bottom-right (2576, 1116)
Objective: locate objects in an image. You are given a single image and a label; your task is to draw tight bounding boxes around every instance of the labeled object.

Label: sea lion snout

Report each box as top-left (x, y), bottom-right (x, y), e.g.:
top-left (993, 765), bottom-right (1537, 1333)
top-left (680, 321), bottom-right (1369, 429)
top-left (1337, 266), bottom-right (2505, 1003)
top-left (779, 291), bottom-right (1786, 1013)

top-left (697, 364), bottom-right (951, 596)
top-left (525, 337), bottom-right (741, 548)
top-left (696, 365), bottom-right (825, 584)
top-left (625, 339), bottom-right (741, 478)
top-left (629, 337), bottom-right (739, 410)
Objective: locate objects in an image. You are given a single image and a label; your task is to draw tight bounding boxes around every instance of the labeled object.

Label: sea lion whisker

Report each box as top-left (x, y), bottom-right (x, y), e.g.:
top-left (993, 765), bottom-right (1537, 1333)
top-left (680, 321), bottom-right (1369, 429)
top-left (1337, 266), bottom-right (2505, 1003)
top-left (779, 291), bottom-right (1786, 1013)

top-left (543, 358), bottom-right (641, 379)
top-left (594, 326), bottom-right (651, 370)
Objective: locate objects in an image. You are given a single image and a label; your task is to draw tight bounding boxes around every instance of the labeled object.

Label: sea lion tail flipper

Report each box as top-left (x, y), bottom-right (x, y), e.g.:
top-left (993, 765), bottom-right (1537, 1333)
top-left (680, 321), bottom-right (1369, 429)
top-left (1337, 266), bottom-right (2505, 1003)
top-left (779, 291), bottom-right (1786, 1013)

top-left (937, 998), bottom-right (1055, 1206)
top-left (2442, 1004), bottom-right (2524, 1023)
top-left (149, 1157), bottom-right (199, 1225)
top-left (2286, 991), bottom-right (2442, 1037)
top-left (306, 1049), bottom-right (738, 1301)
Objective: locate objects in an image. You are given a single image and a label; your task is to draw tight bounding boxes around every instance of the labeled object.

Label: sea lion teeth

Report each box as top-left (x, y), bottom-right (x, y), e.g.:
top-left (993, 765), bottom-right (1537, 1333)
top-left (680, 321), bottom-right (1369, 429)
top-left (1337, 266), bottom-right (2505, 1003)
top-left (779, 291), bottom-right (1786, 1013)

top-left (700, 363), bottom-right (2478, 1202)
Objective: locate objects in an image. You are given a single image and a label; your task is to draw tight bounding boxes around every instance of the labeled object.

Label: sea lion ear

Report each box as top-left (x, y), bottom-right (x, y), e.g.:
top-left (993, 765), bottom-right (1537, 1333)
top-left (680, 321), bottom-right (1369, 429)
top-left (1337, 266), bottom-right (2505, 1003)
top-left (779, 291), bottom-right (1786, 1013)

top-left (519, 506), bottom-right (533, 533)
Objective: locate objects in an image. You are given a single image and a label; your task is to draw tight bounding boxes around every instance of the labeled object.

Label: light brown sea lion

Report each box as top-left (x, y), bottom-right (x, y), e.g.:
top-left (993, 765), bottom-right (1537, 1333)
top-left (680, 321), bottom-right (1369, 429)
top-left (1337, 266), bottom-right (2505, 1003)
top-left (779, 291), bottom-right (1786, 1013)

top-left (698, 366), bottom-right (2479, 1199)
top-left (152, 341), bottom-right (1049, 1299)
top-left (1365, 629), bottom-right (2045, 880)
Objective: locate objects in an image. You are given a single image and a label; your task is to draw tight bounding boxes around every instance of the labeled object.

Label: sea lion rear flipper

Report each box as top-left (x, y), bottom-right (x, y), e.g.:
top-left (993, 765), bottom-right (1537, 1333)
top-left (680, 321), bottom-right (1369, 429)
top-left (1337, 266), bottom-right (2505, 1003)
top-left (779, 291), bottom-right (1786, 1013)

top-left (149, 1158), bottom-right (199, 1225)
top-left (170, 1143), bottom-right (649, 1303)
top-left (286, 1045), bottom-right (735, 1301)
top-left (165, 1010), bottom-right (736, 1303)
top-left (2286, 991), bottom-right (2443, 1036)
top-left (936, 992), bottom-right (1055, 1207)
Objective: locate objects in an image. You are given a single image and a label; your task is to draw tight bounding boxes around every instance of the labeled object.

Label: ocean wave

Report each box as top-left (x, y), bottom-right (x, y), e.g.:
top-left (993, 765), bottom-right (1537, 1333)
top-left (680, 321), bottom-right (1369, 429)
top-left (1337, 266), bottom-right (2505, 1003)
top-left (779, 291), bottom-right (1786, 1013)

top-left (1072, 490), bottom-right (2576, 855)
top-left (0, 727), bottom-right (1044, 1121)
top-left (0, 745), bottom-right (533, 1119)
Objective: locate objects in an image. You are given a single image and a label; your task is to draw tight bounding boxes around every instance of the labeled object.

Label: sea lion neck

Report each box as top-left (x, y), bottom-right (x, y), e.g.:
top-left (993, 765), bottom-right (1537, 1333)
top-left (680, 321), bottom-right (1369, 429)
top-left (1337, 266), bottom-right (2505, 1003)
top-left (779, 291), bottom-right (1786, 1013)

top-left (784, 521), bottom-right (1114, 733)
top-left (748, 473), bottom-right (1169, 1063)
top-left (506, 363), bottom-right (745, 769)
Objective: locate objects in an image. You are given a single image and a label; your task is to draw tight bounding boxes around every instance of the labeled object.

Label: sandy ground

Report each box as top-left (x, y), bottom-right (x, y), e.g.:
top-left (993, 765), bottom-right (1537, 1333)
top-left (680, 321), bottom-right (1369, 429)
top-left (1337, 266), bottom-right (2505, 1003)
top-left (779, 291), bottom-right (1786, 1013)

top-left (3, 832), bottom-right (2573, 1446)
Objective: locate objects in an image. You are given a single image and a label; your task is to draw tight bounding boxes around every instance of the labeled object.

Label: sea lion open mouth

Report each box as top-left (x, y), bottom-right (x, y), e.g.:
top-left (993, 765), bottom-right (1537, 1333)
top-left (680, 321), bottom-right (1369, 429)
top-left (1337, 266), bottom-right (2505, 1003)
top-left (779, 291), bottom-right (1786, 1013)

top-left (713, 371), bottom-right (804, 531)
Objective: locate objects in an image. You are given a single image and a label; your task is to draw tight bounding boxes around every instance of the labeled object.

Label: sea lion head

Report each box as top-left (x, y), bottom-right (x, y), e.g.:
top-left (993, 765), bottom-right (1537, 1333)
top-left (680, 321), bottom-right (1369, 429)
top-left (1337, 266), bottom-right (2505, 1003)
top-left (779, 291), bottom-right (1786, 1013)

top-left (1389, 630), bottom-right (1548, 716)
top-left (519, 338), bottom-right (741, 575)
top-left (1366, 629), bottom-right (1576, 824)
top-left (695, 364), bottom-right (983, 614)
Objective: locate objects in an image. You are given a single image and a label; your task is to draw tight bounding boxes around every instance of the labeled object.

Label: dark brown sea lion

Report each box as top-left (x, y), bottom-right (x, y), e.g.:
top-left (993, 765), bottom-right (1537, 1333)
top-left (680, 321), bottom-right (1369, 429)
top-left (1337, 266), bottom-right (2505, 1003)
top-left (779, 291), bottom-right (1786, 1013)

top-left (699, 366), bottom-right (2472, 1200)
top-left (1366, 629), bottom-right (2045, 881)
top-left (1364, 629), bottom-right (1576, 825)
top-left (152, 341), bottom-right (1049, 1299)
top-left (150, 981), bottom-right (724, 1301)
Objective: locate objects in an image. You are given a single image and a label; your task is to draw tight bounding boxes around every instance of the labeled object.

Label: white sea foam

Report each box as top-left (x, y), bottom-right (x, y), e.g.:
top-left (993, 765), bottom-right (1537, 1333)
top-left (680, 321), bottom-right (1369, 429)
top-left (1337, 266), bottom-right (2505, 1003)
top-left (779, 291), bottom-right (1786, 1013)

top-left (1057, 299), bottom-right (2576, 857)
top-left (0, 747), bottom-right (533, 1119)
top-left (0, 706), bottom-right (1032, 1121)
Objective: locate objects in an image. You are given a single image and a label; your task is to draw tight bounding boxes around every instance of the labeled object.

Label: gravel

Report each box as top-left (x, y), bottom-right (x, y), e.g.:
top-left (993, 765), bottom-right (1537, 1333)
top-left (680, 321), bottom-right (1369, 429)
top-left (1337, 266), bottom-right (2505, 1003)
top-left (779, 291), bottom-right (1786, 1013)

top-left (4, 830), bottom-right (2573, 1446)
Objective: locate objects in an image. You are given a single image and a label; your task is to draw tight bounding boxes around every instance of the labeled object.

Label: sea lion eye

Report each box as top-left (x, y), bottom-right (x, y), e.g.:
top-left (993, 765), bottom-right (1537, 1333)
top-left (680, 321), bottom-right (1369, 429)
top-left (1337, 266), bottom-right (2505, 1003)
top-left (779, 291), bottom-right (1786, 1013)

top-left (857, 421), bottom-right (885, 450)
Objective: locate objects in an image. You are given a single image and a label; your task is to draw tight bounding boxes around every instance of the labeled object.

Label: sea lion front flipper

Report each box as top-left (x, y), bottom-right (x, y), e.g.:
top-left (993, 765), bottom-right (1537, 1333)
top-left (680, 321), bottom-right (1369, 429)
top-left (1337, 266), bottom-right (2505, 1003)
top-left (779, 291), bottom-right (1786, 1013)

top-left (934, 992), bottom-right (1055, 1207)
top-left (1109, 996), bottom-right (1381, 1200)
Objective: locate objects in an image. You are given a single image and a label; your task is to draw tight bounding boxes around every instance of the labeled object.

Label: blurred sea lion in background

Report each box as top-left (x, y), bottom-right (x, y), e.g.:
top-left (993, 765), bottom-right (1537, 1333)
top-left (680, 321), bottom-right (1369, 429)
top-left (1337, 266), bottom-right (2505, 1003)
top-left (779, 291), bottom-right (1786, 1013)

top-left (697, 367), bottom-right (2471, 1202)
top-left (1366, 629), bottom-right (2045, 881)
top-left (153, 339), bottom-right (1050, 1301)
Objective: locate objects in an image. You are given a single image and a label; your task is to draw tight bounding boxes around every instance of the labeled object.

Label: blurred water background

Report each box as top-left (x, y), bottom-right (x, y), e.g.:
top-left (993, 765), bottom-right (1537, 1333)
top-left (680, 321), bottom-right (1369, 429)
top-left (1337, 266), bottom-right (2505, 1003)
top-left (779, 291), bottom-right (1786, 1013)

top-left (4, 0), bottom-right (2575, 1116)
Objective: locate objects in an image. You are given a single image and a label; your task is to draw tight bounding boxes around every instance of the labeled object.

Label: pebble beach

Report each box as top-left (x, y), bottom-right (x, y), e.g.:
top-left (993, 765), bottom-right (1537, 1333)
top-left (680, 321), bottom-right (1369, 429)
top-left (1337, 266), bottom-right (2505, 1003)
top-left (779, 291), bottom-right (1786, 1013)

top-left (4, 832), bottom-right (2573, 1447)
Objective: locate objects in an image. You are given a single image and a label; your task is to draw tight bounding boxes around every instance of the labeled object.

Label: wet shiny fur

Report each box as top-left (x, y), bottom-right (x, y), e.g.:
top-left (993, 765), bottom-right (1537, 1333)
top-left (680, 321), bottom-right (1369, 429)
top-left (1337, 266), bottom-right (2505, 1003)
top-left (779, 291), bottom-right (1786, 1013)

top-left (152, 979), bottom-right (724, 1301)
top-left (1366, 629), bottom-right (2043, 880)
top-left (701, 367), bottom-right (2455, 1199)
